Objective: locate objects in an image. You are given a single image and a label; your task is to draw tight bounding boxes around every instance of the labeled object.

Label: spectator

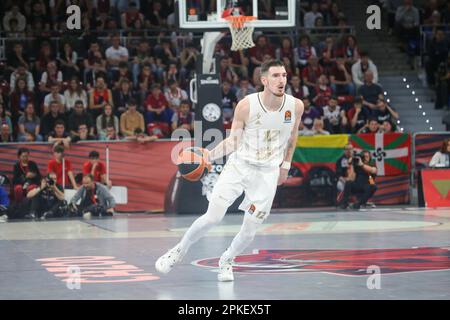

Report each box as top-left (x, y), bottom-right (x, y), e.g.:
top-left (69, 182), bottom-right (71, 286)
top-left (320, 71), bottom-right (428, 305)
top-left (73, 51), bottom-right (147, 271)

top-left (58, 42), bottom-right (80, 81)
top-left (97, 104), bottom-right (119, 140)
top-left (47, 145), bottom-right (78, 189)
top-left (358, 117), bottom-right (381, 134)
top-left (71, 123), bottom-right (96, 143)
top-left (236, 78), bottom-right (256, 102)
top-left (302, 55), bottom-right (323, 92)
top-left (347, 97), bottom-right (371, 133)
top-left (248, 35), bottom-right (275, 70)
top-left (70, 174), bottom-right (115, 219)
top-left (330, 56), bottom-right (355, 96)
top-left (10, 65), bottom-right (35, 93)
top-left (120, 1), bottom-right (145, 29)
top-left (105, 33), bottom-right (129, 81)
top-left (48, 119), bottom-right (72, 149)
top-left (219, 56), bottom-right (239, 85)
top-left (429, 138), bottom-right (450, 168)
top-left (435, 55), bottom-right (450, 110)
top-left (358, 71), bottom-right (384, 112)
top-left (339, 150), bottom-right (378, 210)
top-left (3, 5), bottom-right (27, 32)
top-left (39, 61), bottom-right (63, 96)
top-left (287, 75), bottom-right (309, 100)
top-left (0, 124), bottom-right (13, 143)
top-left (380, 119), bottom-right (398, 133)
top-left (131, 40), bottom-right (154, 87)
top-left (351, 51), bottom-right (379, 87)
top-left (112, 61), bottom-right (133, 89)
top-left (294, 35), bottom-right (317, 69)
top-left (64, 77), bottom-right (88, 112)
top-left (165, 80), bottom-right (188, 111)
top-left (137, 63), bottom-right (155, 103)
top-left (276, 37), bottom-right (295, 67)
top-left (12, 147), bottom-right (41, 204)
top-left (103, 125), bottom-right (120, 141)
top-left (17, 103), bottom-right (43, 142)
top-left (336, 35), bottom-right (360, 67)
top-left (318, 36), bottom-right (337, 76)
top-left (301, 118), bottom-right (330, 136)
top-left (67, 100), bottom-right (95, 137)
top-left (312, 74), bottom-right (333, 108)
top-left (26, 172), bottom-right (65, 220)
top-left (336, 143), bottom-right (354, 203)
top-left (155, 41), bottom-right (177, 75)
top-left (89, 76), bottom-right (114, 119)
top-left (126, 127), bottom-right (159, 143)
top-left (0, 103), bottom-right (13, 139)
top-left (374, 98), bottom-right (399, 124)
top-left (40, 101), bottom-right (66, 139)
top-left (230, 49), bottom-right (250, 79)
top-left (112, 78), bottom-right (137, 116)
top-left (146, 1), bottom-right (166, 27)
top-left (7, 42), bottom-right (30, 71)
top-left (144, 84), bottom-right (173, 129)
top-left (26, 0), bottom-right (51, 32)
top-left (120, 99), bottom-right (145, 137)
top-left (425, 29), bottom-right (449, 87)
top-left (83, 41), bottom-right (107, 85)
top-left (299, 97), bottom-right (321, 131)
top-left (43, 83), bottom-right (66, 114)
top-left (179, 45), bottom-right (199, 86)
top-left (82, 151), bottom-right (112, 188)
top-left (322, 96), bottom-right (348, 134)
top-left (171, 100), bottom-right (194, 133)
top-left (221, 80), bottom-right (237, 121)
top-left (395, 0), bottom-right (420, 65)
top-left (304, 2), bottom-right (323, 28)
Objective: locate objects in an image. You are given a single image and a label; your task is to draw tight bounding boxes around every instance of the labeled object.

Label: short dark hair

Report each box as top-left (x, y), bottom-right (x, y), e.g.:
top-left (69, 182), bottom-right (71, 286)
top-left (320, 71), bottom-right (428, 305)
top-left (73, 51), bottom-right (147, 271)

top-left (18, 147), bottom-right (29, 157)
top-left (127, 98), bottom-right (137, 107)
top-left (83, 173), bottom-right (94, 181)
top-left (180, 100), bottom-right (191, 108)
top-left (75, 100), bottom-right (84, 106)
top-left (55, 119), bottom-right (65, 127)
top-left (368, 117), bottom-right (378, 123)
top-left (440, 138), bottom-right (450, 153)
top-left (55, 119), bottom-right (66, 127)
top-left (260, 59), bottom-right (285, 75)
top-left (53, 145), bottom-right (65, 153)
top-left (89, 151), bottom-right (100, 159)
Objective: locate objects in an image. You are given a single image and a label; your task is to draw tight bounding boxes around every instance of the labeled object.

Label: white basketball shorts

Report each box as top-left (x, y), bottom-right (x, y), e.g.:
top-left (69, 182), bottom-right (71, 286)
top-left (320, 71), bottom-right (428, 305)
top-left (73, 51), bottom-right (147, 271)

top-left (208, 156), bottom-right (280, 224)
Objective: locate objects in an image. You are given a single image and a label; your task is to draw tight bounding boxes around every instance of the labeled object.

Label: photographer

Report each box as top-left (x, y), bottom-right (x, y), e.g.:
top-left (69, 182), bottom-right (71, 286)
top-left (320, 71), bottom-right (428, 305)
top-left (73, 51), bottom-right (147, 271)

top-left (335, 143), bottom-right (354, 202)
top-left (70, 174), bottom-right (116, 219)
top-left (26, 172), bottom-right (65, 220)
top-left (339, 150), bottom-right (377, 210)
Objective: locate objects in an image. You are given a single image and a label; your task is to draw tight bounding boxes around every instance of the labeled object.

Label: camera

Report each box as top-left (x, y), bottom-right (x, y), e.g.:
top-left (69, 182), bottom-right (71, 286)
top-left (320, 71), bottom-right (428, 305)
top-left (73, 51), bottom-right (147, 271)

top-left (45, 176), bottom-right (55, 187)
top-left (351, 152), bottom-right (363, 165)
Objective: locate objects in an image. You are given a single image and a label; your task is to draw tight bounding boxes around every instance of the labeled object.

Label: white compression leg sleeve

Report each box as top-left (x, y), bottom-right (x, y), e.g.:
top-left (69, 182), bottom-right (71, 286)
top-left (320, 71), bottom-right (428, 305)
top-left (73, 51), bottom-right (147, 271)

top-left (221, 213), bottom-right (259, 261)
top-left (178, 200), bottom-right (228, 255)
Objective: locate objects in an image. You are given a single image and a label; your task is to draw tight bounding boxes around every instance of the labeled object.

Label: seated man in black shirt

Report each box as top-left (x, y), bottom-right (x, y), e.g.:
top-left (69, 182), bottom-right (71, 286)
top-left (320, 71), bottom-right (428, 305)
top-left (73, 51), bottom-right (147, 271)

top-left (339, 150), bottom-right (378, 210)
top-left (26, 172), bottom-right (65, 220)
top-left (12, 147), bottom-right (41, 204)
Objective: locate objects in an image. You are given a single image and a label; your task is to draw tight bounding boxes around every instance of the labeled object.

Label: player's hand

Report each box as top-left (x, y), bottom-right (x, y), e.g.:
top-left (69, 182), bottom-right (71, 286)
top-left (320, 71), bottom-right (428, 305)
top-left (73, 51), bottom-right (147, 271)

top-left (277, 168), bottom-right (289, 185)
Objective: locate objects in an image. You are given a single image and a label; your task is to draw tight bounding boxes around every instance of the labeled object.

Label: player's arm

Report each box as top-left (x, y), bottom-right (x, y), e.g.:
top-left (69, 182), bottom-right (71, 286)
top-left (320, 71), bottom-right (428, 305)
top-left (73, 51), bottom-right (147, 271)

top-left (278, 98), bottom-right (304, 185)
top-left (207, 97), bottom-right (249, 162)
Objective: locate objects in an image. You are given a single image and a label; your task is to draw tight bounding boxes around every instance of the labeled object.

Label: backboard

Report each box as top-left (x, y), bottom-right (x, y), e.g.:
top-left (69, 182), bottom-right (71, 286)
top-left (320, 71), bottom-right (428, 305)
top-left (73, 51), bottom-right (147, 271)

top-left (176, 0), bottom-right (297, 30)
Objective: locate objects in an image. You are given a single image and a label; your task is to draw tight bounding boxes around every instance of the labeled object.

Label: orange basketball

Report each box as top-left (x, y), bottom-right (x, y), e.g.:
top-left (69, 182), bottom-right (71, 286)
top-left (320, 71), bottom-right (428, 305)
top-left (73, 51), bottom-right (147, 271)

top-left (177, 147), bottom-right (211, 181)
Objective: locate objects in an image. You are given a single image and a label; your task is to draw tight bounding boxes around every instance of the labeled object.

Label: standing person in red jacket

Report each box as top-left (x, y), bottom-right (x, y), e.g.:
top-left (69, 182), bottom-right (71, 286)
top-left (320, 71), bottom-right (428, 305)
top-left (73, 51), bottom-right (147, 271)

top-left (82, 150), bottom-right (112, 188)
top-left (47, 145), bottom-right (78, 189)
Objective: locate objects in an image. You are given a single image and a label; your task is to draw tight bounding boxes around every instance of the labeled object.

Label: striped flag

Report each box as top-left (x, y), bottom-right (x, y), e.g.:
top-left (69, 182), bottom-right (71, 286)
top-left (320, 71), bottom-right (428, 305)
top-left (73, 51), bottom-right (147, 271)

top-left (293, 134), bottom-right (349, 173)
top-left (351, 133), bottom-right (411, 176)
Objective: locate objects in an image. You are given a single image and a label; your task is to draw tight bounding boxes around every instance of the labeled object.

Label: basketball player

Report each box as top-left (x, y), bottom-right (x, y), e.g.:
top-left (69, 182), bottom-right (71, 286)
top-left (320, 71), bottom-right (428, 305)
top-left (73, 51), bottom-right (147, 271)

top-left (156, 60), bottom-right (304, 281)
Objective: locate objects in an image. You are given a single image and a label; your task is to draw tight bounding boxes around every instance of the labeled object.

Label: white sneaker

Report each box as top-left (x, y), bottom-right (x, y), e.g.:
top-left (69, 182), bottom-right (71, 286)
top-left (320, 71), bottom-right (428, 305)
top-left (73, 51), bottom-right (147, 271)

top-left (155, 244), bottom-right (183, 274)
top-left (83, 212), bottom-right (92, 220)
top-left (217, 256), bottom-right (234, 282)
top-left (0, 214), bottom-right (8, 223)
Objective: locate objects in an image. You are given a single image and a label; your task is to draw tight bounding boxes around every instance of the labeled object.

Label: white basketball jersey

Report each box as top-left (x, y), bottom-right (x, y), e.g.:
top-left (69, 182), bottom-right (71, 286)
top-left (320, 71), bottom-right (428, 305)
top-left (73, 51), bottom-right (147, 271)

top-left (234, 92), bottom-right (296, 168)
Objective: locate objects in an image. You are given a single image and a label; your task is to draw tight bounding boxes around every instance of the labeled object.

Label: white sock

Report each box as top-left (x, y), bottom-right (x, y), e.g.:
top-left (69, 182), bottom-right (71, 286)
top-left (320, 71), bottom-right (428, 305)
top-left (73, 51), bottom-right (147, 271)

top-left (178, 200), bottom-right (227, 255)
top-left (221, 214), bottom-right (259, 261)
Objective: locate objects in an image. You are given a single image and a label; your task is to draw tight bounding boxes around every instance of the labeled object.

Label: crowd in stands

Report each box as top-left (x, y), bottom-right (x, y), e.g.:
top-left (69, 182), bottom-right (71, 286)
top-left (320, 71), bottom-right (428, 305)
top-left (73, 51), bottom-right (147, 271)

top-left (0, 0), bottom-right (404, 148)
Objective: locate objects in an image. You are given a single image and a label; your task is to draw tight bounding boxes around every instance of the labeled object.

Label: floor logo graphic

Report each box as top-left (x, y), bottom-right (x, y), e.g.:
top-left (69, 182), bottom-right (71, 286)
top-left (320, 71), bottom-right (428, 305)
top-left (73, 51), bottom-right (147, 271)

top-left (193, 247), bottom-right (450, 276)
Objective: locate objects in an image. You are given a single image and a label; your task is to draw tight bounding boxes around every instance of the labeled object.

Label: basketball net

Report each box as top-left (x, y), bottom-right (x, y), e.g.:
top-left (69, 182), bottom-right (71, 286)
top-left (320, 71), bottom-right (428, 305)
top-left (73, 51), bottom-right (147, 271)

top-left (223, 7), bottom-right (256, 51)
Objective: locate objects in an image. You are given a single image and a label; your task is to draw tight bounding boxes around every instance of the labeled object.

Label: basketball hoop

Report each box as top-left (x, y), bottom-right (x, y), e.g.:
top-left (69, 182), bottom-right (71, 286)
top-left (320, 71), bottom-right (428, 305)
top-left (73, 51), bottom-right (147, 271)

top-left (225, 15), bottom-right (256, 51)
